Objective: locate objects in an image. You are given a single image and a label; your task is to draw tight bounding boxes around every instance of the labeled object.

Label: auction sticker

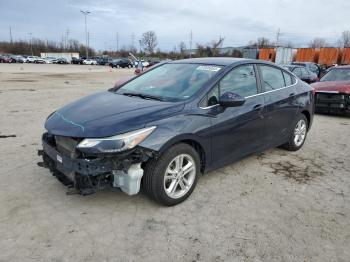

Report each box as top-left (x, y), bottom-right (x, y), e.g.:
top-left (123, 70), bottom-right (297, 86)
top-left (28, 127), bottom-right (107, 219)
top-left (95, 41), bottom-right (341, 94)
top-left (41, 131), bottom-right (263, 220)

top-left (196, 65), bottom-right (221, 72)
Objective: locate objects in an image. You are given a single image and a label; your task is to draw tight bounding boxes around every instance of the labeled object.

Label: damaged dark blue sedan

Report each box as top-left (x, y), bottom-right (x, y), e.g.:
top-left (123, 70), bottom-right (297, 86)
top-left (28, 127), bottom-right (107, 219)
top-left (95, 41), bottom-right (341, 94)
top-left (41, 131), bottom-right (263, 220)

top-left (39, 58), bottom-right (314, 206)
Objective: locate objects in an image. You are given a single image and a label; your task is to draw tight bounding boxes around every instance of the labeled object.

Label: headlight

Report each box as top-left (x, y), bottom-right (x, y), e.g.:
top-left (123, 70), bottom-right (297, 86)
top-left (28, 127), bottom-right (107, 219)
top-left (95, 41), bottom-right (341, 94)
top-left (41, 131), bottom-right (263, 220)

top-left (77, 126), bottom-right (156, 154)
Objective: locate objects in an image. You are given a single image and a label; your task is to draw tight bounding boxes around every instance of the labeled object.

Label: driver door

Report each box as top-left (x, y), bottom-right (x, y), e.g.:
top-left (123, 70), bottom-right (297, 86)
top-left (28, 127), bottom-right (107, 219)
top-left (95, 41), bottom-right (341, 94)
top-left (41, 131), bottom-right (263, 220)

top-left (206, 64), bottom-right (265, 168)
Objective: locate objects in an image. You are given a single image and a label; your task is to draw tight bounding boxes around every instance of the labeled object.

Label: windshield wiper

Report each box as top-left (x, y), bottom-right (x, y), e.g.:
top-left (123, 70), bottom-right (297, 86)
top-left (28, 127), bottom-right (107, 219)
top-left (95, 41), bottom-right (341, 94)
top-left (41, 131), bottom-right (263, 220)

top-left (122, 92), bottom-right (166, 101)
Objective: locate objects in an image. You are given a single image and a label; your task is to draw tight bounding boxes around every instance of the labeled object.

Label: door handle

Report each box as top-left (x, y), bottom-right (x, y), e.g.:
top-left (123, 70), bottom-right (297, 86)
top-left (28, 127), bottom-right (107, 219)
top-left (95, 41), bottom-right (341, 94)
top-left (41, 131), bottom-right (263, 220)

top-left (253, 104), bottom-right (263, 111)
top-left (289, 93), bottom-right (295, 97)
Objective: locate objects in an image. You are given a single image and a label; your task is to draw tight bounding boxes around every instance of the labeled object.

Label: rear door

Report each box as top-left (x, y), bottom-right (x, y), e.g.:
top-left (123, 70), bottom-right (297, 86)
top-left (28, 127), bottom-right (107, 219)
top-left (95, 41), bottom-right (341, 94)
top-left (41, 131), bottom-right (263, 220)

top-left (207, 64), bottom-right (266, 166)
top-left (258, 65), bottom-right (298, 147)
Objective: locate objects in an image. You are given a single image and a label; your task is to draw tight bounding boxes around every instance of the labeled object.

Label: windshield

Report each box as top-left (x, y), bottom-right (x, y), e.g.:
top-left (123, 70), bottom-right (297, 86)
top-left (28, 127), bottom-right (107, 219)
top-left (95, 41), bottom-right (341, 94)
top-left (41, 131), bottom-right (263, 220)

top-left (115, 63), bottom-right (223, 101)
top-left (320, 68), bottom-right (350, 82)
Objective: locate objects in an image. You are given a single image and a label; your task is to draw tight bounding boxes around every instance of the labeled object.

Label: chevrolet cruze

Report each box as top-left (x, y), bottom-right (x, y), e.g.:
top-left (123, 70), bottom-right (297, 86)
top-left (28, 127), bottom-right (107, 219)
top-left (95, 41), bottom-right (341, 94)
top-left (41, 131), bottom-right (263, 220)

top-left (39, 58), bottom-right (314, 206)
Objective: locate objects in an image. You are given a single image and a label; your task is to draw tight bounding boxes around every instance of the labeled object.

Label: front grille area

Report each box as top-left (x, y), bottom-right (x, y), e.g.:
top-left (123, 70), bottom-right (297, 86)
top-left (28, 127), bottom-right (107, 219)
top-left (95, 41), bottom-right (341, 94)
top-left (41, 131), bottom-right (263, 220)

top-left (55, 136), bottom-right (81, 158)
top-left (315, 92), bottom-right (350, 114)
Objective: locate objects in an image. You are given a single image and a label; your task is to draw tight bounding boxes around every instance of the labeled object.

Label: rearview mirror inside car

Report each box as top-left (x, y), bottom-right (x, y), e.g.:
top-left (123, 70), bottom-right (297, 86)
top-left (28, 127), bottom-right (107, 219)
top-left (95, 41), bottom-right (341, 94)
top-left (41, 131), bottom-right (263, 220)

top-left (219, 92), bottom-right (246, 107)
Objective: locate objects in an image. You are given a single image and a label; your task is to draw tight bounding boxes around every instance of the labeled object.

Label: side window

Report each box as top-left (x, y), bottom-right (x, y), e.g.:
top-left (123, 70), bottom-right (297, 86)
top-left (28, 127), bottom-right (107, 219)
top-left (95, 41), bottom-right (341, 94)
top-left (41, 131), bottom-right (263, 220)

top-left (293, 67), bottom-right (302, 78)
top-left (283, 71), bottom-right (293, 86)
top-left (301, 68), bottom-right (309, 78)
top-left (259, 65), bottom-right (285, 91)
top-left (219, 65), bottom-right (258, 97)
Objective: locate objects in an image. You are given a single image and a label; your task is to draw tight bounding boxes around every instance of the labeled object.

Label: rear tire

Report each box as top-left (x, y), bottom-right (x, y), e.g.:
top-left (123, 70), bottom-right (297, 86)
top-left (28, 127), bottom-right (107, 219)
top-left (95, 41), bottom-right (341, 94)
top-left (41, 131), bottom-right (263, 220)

top-left (143, 143), bottom-right (200, 206)
top-left (282, 114), bottom-right (308, 151)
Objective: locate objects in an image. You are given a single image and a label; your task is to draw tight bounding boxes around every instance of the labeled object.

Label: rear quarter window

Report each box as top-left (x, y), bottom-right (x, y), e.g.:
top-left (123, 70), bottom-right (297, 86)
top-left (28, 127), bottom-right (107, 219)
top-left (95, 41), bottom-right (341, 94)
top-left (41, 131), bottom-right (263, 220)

top-left (259, 65), bottom-right (285, 91)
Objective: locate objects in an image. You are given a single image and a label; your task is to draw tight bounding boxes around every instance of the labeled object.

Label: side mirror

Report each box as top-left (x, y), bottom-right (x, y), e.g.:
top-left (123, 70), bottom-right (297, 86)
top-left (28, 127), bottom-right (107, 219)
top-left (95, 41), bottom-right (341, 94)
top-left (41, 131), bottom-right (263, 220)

top-left (134, 68), bottom-right (141, 75)
top-left (219, 92), bottom-right (246, 107)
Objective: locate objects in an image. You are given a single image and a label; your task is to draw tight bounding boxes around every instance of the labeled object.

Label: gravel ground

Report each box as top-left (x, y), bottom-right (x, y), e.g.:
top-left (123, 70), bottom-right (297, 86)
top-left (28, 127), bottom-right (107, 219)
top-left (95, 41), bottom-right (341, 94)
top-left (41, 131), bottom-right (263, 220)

top-left (0, 63), bottom-right (349, 262)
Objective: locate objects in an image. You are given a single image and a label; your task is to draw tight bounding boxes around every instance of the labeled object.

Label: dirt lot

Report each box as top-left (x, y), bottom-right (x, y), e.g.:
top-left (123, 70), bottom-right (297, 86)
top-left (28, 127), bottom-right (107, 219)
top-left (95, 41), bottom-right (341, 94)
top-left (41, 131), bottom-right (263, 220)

top-left (0, 63), bottom-right (349, 262)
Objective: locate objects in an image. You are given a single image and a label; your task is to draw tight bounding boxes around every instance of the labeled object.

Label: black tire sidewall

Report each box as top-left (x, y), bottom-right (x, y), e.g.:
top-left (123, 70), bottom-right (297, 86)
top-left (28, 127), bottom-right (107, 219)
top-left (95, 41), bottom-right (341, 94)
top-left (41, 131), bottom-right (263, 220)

top-left (147, 143), bottom-right (201, 206)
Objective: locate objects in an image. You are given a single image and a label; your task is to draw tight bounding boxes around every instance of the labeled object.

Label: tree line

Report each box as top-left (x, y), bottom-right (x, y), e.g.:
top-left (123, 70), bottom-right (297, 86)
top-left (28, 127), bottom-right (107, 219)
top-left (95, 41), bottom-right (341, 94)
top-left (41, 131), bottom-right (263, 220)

top-left (1, 30), bottom-right (349, 59)
top-left (0, 38), bottom-right (95, 57)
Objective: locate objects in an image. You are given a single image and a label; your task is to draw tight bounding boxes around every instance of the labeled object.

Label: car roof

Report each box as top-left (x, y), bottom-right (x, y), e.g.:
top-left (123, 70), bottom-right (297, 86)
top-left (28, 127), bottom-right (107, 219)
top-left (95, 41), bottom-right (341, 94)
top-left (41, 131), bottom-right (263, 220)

top-left (170, 57), bottom-right (250, 66)
top-left (332, 65), bottom-right (350, 69)
top-left (285, 65), bottom-right (304, 69)
top-left (292, 62), bottom-right (315, 65)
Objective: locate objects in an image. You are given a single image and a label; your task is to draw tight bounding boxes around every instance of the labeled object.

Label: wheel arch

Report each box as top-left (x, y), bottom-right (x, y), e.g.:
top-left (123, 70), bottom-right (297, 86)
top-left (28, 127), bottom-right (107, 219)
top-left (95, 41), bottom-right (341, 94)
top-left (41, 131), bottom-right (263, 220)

top-left (300, 110), bottom-right (311, 130)
top-left (157, 135), bottom-right (208, 173)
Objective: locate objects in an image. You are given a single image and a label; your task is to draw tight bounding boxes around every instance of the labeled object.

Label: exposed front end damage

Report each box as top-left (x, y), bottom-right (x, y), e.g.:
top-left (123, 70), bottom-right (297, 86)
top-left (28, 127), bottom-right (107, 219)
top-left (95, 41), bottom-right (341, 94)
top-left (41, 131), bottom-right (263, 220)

top-left (38, 133), bottom-right (156, 196)
top-left (315, 92), bottom-right (350, 115)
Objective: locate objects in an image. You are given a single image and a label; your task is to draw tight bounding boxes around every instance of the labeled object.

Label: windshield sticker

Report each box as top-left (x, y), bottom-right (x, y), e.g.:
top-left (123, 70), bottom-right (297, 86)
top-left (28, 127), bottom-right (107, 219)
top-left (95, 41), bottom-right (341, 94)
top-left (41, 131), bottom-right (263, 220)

top-left (196, 65), bottom-right (221, 72)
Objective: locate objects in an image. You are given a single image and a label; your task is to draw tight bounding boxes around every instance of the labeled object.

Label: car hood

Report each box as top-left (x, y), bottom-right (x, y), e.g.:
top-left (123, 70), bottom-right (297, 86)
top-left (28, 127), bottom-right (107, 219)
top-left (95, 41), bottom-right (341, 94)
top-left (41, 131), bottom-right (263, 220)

top-left (311, 81), bottom-right (350, 94)
top-left (45, 91), bottom-right (185, 138)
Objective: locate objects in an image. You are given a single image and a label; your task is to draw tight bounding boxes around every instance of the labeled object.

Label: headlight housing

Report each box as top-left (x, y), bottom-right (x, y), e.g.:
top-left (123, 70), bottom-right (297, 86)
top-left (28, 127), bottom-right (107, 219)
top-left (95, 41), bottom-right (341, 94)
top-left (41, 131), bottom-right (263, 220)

top-left (77, 126), bottom-right (156, 154)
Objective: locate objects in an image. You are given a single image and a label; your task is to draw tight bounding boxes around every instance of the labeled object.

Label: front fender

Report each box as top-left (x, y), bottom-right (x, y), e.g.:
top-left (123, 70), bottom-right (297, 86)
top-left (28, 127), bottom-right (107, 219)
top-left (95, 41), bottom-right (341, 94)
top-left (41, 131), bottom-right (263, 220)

top-left (139, 113), bottom-right (212, 167)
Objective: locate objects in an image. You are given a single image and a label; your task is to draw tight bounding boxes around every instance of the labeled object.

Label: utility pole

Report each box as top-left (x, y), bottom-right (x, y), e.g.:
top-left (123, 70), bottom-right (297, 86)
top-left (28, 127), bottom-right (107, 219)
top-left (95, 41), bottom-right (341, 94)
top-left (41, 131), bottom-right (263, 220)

top-left (66, 28), bottom-right (70, 49)
top-left (88, 31), bottom-right (90, 52)
top-left (189, 30), bottom-right (193, 58)
top-left (275, 28), bottom-right (280, 47)
top-left (139, 39), bottom-right (142, 54)
top-left (80, 10), bottom-right (90, 58)
top-left (116, 32), bottom-right (119, 52)
top-left (131, 34), bottom-right (135, 50)
top-left (9, 27), bottom-right (13, 43)
top-left (28, 33), bottom-right (33, 55)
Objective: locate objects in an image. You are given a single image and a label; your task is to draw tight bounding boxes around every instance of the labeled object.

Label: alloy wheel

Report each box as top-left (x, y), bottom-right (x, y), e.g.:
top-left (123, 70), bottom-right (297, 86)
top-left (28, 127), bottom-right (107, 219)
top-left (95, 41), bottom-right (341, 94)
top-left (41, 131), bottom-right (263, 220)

top-left (294, 119), bottom-right (307, 147)
top-left (163, 154), bottom-right (196, 199)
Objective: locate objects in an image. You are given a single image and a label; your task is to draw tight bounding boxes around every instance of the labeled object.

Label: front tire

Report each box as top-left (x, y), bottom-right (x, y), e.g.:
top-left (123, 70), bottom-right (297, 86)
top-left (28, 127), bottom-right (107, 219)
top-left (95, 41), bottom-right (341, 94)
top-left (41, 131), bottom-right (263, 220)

top-left (143, 143), bottom-right (200, 206)
top-left (282, 114), bottom-right (308, 151)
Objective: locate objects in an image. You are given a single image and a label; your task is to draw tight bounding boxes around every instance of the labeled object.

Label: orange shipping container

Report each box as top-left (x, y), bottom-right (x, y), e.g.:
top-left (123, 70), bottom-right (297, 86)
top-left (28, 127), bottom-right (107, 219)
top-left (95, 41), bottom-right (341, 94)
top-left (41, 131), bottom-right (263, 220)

top-left (318, 48), bottom-right (341, 66)
top-left (258, 48), bottom-right (275, 62)
top-left (295, 48), bottom-right (319, 62)
top-left (341, 48), bottom-right (350, 65)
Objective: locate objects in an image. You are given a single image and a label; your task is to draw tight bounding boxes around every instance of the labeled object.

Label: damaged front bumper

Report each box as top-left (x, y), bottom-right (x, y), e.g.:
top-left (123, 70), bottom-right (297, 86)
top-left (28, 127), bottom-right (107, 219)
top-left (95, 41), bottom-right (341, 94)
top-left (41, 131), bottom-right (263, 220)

top-left (38, 133), bottom-right (155, 196)
top-left (315, 92), bottom-right (350, 115)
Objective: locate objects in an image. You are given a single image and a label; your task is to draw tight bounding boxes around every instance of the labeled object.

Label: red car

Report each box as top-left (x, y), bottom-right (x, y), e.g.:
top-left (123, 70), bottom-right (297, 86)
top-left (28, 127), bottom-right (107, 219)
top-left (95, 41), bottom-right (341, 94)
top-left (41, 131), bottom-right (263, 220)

top-left (0, 55), bottom-right (13, 63)
top-left (312, 65), bottom-right (350, 115)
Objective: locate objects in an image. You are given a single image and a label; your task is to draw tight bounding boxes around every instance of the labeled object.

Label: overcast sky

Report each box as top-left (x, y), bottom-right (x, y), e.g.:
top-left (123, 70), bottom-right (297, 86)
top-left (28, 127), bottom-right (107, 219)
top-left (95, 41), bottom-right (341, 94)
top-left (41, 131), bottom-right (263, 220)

top-left (0, 0), bottom-right (349, 51)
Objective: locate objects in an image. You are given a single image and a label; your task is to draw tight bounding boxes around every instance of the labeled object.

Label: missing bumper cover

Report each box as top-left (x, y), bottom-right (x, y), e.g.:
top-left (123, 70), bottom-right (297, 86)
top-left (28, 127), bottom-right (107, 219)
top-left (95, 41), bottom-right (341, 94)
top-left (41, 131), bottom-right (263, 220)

top-left (39, 132), bottom-right (154, 196)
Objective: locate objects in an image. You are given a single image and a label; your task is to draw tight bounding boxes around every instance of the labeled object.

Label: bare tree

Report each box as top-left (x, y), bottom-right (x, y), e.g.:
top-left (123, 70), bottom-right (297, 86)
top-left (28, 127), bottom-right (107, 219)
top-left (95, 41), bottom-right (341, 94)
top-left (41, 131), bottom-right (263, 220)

top-left (308, 37), bottom-right (329, 48)
top-left (339, 30), bottom-right (350, 47)
top-left (178, 42), bottom-right (187, 57)
top-left (248, 37), bottom-right (274, 48)
top-left (211, 36), bottom-right (225, 56)
top-left (141, 31), bottom-right (157, 54)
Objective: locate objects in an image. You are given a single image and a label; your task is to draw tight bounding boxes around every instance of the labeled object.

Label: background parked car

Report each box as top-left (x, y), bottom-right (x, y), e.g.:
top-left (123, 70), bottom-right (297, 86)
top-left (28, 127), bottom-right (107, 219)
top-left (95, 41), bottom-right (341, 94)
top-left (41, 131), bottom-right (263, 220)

top-left (97, 57), bottom-right (112, 65)
top-left (312, 65), bottom-right (350, 115)
top-left (291, 62), bottom-right (321, 77)
top-left (71, 57), bottom-right (81, 64)
top-left (10, 55), bottom-right (25, 63)
top-left (43, 57), bottom-right (57, 64)
top-left (109, 58), bottom-right (133, 68)
top-left (54, 58), bottom-right (69, 64)
top-left (83, 59), bottom-right (97, 65)
top-left (35, 57), bottom-right (46, 64)
top-left (0, 55), bottom-right (14, 63)
top-left (134, 60), bottom-right (149, 67)
top-left (26, 56), bottom-right (39, 63)
top-left (283, 65), bottom-right (318, 84)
